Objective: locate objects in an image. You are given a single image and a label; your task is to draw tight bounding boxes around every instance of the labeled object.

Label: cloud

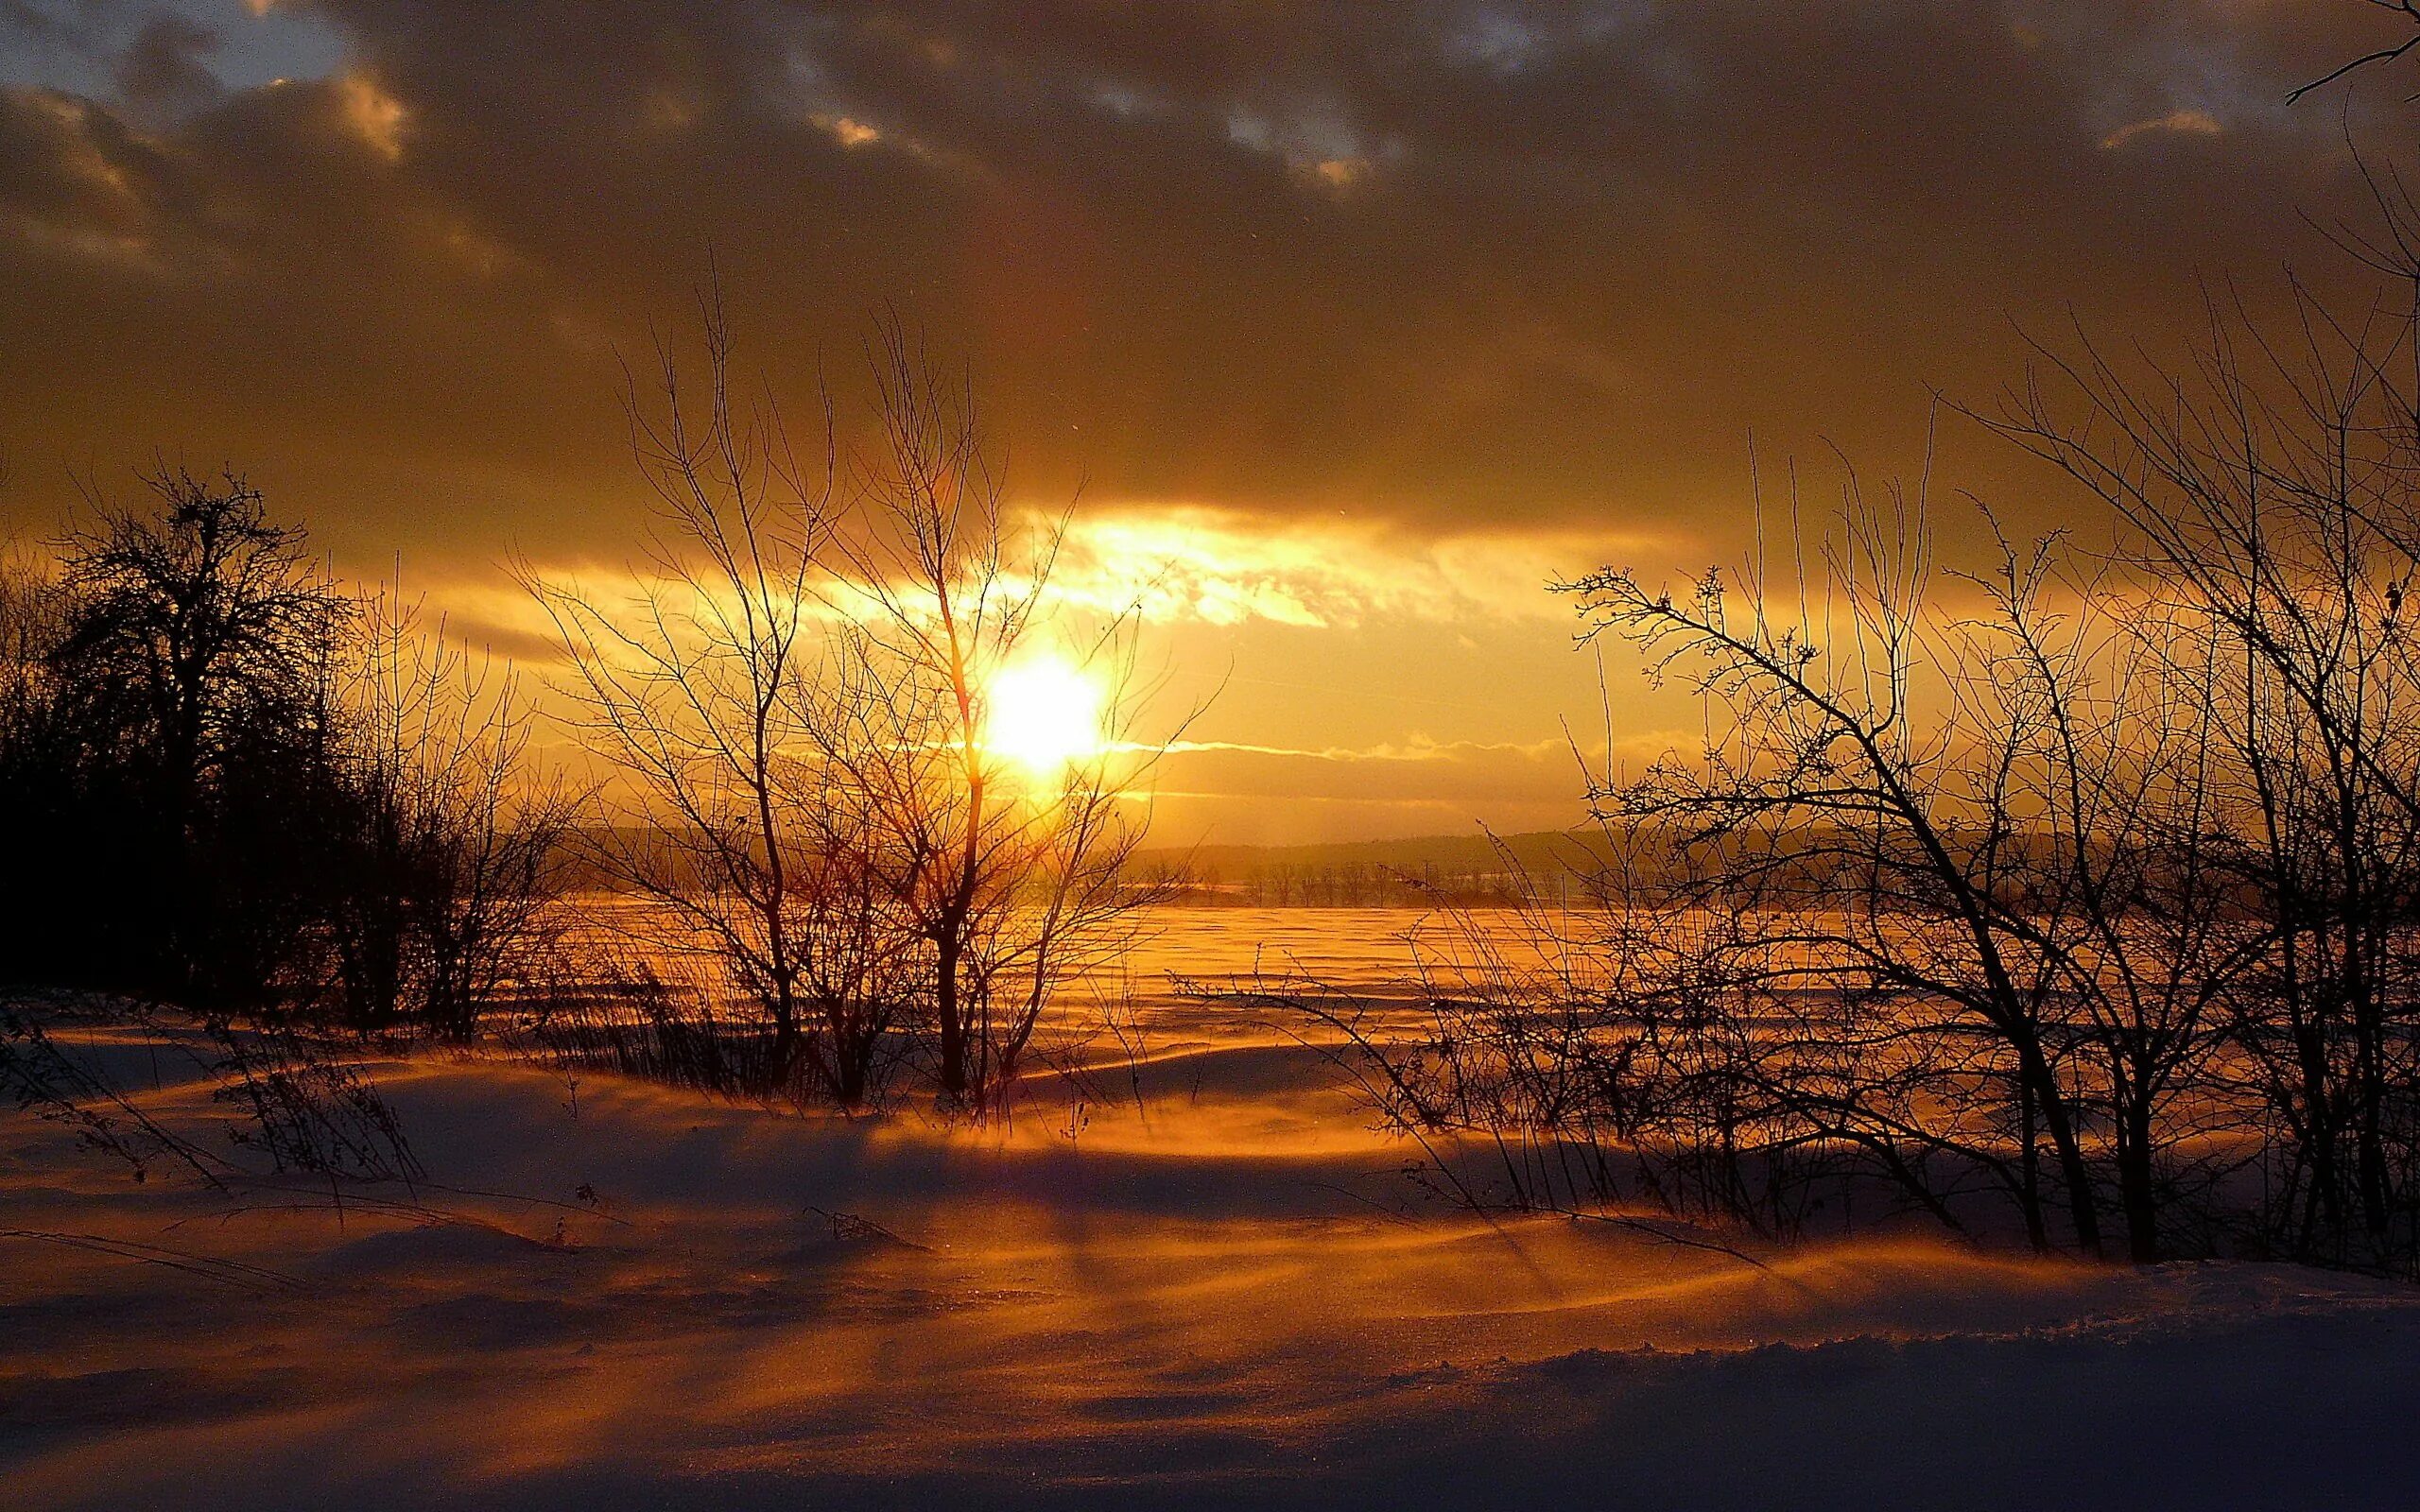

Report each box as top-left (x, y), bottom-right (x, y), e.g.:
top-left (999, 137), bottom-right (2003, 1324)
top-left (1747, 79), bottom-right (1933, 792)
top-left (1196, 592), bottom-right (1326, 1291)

top-left (1155, 735), bottom-right (1566, 765)
top-left (1145, 730), bottom-right (1583, 819)
top-left (0, 0), bottom-right (2411, 845)
top-left (336, 69), bottom-right (404, 159)
top-left (2100, 106), bottom-right (2223, 150)
top-left (1043, 506), bottom-right (1628, 628)
top-left (815, 112), bottom-right (879, 148)
top-left (1032, 504), bottom-right (1678, 628)
top-left (113, 12), bottom-right (226, 129)
top-left (0, 0), bottom-right (2399, 573)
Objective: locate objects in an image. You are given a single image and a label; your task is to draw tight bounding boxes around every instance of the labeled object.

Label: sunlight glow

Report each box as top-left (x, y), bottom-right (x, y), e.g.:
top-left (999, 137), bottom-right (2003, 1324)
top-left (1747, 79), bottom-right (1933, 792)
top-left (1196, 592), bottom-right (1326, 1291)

top-left (986, 655), bottom-right (1108, 779)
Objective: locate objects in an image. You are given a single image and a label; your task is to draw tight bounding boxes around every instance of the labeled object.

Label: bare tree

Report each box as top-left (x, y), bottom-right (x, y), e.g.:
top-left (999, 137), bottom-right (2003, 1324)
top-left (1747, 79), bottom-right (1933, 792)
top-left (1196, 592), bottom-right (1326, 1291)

top-left (319, 591), bottom-right (578, 1040)
top-left (812, 320), bottom-right (1164, 1109)
top-left (2290, 2), bottom-right (2420, 102)
top-left (1558, 473), bottom-right (2139, 1254)
top-left (528, 300), bottom-right (1168, 1112)
top-left (1266, 200), bottom-right (2420, 1270)
top-left (1984, 256), bottom-right (2420, 1264)
top-left (524, 290), bottom-right (846, 1096)
top-left (1257, 455), bottom-right (2291, 1263)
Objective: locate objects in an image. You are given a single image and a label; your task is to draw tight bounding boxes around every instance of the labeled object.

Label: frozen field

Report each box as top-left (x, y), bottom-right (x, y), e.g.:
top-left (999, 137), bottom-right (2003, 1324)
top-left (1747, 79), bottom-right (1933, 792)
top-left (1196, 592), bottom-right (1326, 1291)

top-left (4, 908), bottom-right (2418, 1510)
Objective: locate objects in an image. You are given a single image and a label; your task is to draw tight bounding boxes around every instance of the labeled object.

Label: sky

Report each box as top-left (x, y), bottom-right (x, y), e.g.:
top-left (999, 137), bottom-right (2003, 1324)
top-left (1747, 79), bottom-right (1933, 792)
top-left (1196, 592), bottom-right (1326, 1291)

top-left (2, 0), bottom-right (2414, 843)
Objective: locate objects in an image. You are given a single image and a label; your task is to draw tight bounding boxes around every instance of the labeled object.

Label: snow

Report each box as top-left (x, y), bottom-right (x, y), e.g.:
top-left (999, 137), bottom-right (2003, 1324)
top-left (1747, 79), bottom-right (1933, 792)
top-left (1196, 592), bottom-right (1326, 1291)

top-left (3, 909), bottom-right (2415, 1509)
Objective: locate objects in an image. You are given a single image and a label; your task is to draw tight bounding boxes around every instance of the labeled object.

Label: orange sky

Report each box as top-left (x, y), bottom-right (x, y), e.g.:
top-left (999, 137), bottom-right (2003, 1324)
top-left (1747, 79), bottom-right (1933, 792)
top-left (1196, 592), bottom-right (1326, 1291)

top-left (4, 1), bottom-right (2414, 842)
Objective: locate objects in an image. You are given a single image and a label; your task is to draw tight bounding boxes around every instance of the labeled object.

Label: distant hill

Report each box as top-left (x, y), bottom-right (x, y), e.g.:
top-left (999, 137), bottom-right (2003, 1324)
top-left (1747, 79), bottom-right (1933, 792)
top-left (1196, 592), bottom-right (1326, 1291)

top-left (1134, 829), bottom-right (1616, 906)
top-left (1137, 828), bottom-right (1604, 873)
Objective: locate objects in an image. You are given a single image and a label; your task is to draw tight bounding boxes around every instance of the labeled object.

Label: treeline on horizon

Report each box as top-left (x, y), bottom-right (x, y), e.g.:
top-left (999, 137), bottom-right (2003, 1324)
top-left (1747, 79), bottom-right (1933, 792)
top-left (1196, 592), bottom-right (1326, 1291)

top-left (549, 822), bottom-right (2249, 911)
top-left (517, 816), bottom-right (2135, 911)
top-left (548, 827), bottom-right (1597, 907)
top-left (1136, 828), bottom-right (2293, 910)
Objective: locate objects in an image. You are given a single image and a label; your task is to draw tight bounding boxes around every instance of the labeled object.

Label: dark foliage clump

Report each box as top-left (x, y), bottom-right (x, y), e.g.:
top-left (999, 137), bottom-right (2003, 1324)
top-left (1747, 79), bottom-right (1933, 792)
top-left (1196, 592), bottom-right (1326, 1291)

top-left (0, 472), bottom-right (570, 1039)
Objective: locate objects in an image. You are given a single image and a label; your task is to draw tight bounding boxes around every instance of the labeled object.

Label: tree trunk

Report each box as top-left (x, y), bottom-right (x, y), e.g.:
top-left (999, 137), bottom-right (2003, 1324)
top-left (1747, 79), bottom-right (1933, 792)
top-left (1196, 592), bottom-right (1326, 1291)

top-left (2117, 1099), bottom-right (2160, 1263)
top-left (936, 927), bottom-right (967, 1101)
top-left (2018, 1039), bottom-right (2104, 1259)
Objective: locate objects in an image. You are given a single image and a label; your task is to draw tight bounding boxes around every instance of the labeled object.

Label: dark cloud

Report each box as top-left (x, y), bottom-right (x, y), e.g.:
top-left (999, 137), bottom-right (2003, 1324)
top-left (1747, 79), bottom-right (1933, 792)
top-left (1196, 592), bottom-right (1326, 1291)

top-left (113, 11), bottom-right (223, 127)
top-left (9, 0), bottom-right (2418, 842)
top-left (0, 0), bottom-right (2413, 569)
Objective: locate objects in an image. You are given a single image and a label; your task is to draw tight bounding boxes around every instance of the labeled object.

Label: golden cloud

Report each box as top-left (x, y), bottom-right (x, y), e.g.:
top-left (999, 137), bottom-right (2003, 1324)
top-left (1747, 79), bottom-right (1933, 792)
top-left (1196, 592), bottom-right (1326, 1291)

top-left (337, 73), bottom-right (407, 161)
top-left (2100, 108), bottom-right (2222, 151)
top-left (1040, 506), bottom-right (1664, 629)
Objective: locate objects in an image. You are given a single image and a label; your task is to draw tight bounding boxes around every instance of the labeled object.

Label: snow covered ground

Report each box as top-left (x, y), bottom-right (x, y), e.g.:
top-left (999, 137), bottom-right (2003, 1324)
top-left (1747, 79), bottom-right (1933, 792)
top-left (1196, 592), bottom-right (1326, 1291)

top-left (5, 909), bottom-right (2418, 1509)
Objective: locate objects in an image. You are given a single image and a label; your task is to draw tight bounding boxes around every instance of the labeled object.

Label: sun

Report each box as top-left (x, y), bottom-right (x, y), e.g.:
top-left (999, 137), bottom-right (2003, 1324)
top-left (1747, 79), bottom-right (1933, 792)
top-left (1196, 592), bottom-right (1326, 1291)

top-left (984, 654), bottom-right (1109, 779)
